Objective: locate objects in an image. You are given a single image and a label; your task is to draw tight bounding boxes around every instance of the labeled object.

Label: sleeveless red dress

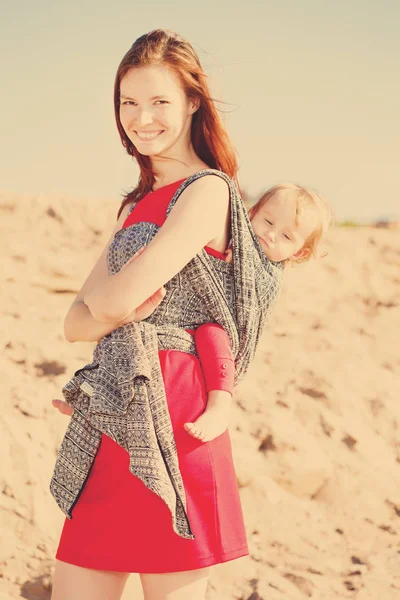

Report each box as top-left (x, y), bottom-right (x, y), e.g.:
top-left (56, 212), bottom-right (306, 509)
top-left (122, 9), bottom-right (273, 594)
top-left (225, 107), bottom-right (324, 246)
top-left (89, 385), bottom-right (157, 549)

top-left (55, 180), bottom-right (248, 573)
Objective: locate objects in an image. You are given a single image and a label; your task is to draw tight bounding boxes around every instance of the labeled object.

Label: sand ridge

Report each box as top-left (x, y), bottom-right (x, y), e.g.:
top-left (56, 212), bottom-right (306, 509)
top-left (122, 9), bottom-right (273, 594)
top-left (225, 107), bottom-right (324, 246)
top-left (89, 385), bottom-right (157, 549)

top-left (1, 191), bottom-right (399, 599)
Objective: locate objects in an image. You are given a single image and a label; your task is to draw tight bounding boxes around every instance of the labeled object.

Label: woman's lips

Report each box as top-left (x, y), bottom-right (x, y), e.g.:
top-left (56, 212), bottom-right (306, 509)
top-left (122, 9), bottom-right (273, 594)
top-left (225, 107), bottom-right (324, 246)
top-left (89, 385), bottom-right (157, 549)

top-left (135, 130), bottom-right (164, 141)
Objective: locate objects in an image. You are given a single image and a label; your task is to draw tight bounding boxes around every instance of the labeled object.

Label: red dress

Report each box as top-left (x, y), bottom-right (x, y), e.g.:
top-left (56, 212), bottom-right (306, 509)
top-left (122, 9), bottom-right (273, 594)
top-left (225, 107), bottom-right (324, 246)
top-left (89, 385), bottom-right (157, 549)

top-left (55, 180), bottom-right (248, 573)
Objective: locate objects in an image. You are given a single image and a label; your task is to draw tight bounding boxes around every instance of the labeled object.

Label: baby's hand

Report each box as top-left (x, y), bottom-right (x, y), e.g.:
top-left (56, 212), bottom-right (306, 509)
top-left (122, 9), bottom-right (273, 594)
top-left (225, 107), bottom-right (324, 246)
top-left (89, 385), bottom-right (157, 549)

top-left (224, 248), bottom-right (233, 264)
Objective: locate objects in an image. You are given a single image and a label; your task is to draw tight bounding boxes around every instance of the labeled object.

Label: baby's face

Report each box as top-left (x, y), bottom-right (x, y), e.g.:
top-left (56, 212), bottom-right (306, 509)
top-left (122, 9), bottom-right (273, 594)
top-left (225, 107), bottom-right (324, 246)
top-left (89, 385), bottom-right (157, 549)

top-left (250, 193), bottom-right (316, 262)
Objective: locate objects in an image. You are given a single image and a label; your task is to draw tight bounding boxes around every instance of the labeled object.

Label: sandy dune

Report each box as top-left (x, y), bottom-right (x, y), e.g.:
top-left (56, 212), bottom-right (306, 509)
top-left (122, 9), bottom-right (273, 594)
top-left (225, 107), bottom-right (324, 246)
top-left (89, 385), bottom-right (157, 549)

top-left (1, 191), bottom-right (399, 599)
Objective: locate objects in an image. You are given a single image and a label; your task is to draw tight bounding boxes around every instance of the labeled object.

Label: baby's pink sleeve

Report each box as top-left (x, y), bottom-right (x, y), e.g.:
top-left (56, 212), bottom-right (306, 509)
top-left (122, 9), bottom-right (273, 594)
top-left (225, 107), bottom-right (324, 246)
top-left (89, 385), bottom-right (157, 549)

top-left (194, 323), bottom-right (235, 395)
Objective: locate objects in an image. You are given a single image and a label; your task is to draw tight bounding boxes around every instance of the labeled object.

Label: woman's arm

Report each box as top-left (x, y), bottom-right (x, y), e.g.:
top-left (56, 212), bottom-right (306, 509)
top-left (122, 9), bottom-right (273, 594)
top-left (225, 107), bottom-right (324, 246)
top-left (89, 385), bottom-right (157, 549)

top-left (64, 203), bottom-right (132, 342)
top-left (85, 176), bottom-right (230, 323)
top-left (64, 302), bottom-right (118, 343)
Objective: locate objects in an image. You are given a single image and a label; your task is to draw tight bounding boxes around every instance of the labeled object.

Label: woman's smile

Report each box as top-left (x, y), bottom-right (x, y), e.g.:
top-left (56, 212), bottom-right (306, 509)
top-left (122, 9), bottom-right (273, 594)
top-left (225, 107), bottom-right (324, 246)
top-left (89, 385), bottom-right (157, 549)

top-left (135, 130), bottom-right (164, 141)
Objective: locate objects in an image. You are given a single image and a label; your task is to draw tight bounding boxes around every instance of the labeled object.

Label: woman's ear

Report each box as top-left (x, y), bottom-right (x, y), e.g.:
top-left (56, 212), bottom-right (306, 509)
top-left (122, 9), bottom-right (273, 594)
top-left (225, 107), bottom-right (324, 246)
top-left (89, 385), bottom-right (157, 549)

top-left (189, 97), bottom-right (201, 115)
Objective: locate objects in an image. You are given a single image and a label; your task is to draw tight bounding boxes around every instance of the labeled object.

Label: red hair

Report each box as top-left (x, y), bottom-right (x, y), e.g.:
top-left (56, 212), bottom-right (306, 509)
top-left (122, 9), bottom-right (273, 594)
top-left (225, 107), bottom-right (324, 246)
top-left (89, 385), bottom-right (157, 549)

top-left (115, 29), bottom-right (238, 218)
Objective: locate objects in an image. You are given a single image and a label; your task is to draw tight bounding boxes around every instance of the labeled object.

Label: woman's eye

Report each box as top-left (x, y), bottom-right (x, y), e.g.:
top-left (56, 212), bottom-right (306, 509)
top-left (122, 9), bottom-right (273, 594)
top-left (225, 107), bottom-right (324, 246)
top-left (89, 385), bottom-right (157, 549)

top-left (283, 233), bottom-right (291, 240)
top-left (264, 219), bottom-right (273, 225)
top-left (121, 101), bottom-right (136, 106)
top-left (155, 100), bottom-right (169, 105)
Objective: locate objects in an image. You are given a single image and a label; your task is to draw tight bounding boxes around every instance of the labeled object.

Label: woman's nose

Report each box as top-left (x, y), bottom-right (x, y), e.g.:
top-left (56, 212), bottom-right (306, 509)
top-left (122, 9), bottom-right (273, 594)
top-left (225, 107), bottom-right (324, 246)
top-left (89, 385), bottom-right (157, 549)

top-left (137, 109), bottom-right (154, 126)
top-left (266, 230), bottom-right (275, 242)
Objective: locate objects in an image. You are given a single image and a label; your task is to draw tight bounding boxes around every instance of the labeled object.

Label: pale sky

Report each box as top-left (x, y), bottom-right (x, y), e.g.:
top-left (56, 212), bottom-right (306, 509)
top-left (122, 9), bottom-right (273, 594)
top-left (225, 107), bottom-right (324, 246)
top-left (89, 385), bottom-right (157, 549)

top-left (1, 0), bottom-right (399, 222)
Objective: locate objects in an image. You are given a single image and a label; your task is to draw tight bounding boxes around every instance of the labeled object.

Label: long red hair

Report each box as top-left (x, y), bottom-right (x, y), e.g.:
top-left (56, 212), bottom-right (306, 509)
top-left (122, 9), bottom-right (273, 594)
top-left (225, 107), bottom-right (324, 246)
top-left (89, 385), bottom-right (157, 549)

top-left (114, 29), bottom-right (239, 218)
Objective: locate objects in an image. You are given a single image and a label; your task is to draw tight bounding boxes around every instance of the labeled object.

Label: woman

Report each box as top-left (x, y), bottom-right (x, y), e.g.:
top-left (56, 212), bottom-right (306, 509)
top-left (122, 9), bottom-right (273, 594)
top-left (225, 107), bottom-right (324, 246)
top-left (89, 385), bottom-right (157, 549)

top-left (50, 29), bottom-right (250, 600)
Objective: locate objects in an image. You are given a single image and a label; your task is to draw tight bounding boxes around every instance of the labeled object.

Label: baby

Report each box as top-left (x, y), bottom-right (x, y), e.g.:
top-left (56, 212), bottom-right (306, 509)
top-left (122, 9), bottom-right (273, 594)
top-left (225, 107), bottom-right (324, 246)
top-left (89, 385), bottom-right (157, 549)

top-left (184, 183), bottom-right (332, 442)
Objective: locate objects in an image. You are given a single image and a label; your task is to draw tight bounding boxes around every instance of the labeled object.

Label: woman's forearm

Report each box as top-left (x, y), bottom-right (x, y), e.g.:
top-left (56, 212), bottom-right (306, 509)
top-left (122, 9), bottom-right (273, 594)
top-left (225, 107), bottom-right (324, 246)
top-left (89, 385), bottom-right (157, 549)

top-left (64, 301), bottom-right (121, 343)
top-left (84, 176), bottom-right (230, 323)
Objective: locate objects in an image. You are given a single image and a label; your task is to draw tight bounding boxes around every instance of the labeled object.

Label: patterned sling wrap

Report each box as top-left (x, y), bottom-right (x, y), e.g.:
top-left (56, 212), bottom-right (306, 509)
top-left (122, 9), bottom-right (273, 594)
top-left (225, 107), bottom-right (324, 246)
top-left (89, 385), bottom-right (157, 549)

top-left (50, 169), bottom-right (284, 539)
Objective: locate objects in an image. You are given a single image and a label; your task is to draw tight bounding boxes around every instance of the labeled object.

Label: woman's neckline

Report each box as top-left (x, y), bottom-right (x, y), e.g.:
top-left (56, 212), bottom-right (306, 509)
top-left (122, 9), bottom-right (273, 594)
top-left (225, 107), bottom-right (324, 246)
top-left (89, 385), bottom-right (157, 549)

top-left (150, 166), bottom-right (214, 193)
top-left (150, 178), bottom-right (187, 193)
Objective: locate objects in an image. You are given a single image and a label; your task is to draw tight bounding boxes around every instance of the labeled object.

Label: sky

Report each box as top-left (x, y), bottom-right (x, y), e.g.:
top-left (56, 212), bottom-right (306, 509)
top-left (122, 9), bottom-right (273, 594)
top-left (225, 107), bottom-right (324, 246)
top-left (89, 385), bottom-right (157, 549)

top-left (1, 0), bottom-right (399, 223)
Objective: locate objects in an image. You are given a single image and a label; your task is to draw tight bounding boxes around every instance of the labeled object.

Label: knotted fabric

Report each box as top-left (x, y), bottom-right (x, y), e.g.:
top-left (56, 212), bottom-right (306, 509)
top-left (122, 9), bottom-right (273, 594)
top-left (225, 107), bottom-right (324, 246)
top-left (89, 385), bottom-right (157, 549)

top-left (50, 169), bottom-right (283, 539)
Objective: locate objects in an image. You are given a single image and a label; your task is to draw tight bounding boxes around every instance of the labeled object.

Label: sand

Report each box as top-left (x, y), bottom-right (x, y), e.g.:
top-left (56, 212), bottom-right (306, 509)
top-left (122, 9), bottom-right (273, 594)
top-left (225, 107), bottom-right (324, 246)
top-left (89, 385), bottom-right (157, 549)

top-left (1, 191), bottom-right (399, 599)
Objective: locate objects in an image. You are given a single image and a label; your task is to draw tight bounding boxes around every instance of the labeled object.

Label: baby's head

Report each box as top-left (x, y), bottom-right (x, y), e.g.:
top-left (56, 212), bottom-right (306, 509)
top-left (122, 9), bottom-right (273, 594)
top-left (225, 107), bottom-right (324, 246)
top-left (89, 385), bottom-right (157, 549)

top-left (248, 183), bottom-right (332, 264)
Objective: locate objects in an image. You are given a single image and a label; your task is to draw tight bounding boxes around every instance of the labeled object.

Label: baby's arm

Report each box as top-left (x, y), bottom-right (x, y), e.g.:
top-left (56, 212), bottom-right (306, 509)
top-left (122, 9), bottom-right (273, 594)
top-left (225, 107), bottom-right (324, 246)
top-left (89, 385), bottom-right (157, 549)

top-left (184, 323), bottom-right (234, 442)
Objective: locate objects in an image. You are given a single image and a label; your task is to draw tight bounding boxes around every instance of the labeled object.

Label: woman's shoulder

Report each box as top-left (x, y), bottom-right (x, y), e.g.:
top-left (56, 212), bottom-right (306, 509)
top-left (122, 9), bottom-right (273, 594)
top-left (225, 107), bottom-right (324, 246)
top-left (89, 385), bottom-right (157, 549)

top-left (182, 168), bottom-right (233, 188)
top-left (166, 169), bottom-right (231, 219)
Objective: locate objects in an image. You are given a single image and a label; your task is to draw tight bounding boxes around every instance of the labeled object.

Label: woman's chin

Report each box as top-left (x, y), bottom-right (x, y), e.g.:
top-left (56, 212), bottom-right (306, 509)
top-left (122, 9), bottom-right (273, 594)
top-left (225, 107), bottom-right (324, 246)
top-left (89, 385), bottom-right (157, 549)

top-left (133, 147), bottom-right (164, 159)
top-left (131, 138), bottom-right (167, 157)
top-left (135, 148), bottom-right (158, 157)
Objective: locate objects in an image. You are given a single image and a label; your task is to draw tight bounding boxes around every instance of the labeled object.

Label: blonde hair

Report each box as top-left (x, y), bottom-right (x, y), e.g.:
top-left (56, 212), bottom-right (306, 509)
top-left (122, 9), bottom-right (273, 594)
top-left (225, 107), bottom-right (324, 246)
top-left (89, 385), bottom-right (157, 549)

top-left (248, 183), bottom-right (333, 265)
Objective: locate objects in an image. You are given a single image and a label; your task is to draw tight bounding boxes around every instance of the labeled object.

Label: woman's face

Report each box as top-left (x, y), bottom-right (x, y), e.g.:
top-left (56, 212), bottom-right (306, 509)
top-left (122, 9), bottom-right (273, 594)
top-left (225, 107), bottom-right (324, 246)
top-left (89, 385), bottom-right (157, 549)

top-left (119, 64), bottom-right (198, 159)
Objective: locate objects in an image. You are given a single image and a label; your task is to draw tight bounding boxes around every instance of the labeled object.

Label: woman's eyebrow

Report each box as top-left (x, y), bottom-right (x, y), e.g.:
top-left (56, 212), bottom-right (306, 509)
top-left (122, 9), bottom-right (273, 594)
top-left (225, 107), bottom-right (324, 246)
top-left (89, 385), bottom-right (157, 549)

top-left (120, 94), bottom-right (168, 100)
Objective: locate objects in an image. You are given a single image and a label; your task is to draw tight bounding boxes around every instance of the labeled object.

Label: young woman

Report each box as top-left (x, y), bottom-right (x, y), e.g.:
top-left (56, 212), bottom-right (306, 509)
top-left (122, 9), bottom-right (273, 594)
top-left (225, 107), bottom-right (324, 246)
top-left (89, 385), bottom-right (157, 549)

top-left (50, 30), bottom-right (248, 600)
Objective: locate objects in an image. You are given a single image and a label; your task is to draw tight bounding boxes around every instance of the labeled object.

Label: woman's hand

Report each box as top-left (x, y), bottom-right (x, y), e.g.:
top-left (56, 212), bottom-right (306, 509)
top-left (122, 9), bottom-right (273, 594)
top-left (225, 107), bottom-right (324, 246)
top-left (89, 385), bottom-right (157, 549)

top-left (118, 286), bottom-right (166, 325)
top-left (52, 398), bottom-right (73, 416)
